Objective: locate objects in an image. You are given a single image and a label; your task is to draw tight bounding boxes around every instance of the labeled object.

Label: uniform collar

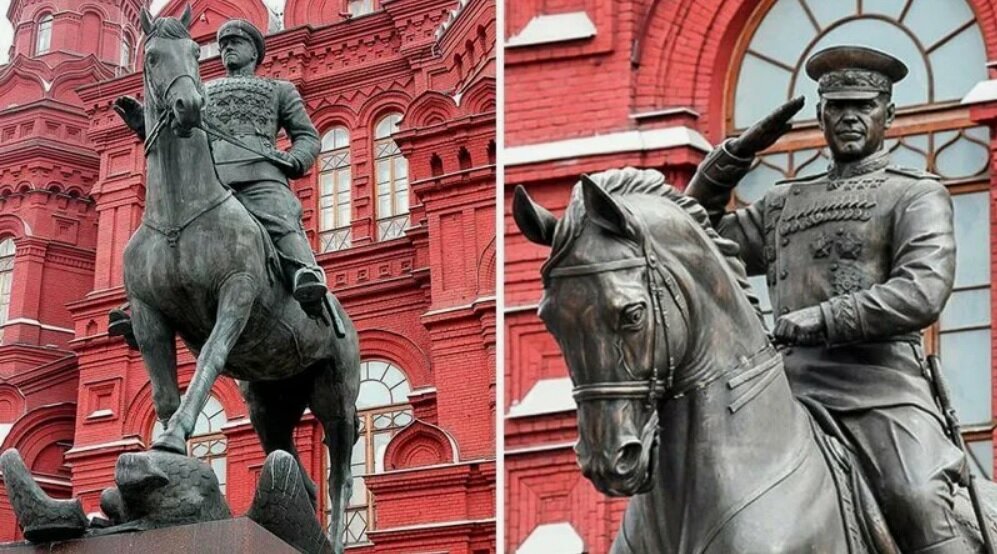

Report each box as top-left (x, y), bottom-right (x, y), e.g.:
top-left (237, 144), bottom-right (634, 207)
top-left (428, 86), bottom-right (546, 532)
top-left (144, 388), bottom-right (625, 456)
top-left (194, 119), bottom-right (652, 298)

top-left (827, 149), bottom-right (890, 180)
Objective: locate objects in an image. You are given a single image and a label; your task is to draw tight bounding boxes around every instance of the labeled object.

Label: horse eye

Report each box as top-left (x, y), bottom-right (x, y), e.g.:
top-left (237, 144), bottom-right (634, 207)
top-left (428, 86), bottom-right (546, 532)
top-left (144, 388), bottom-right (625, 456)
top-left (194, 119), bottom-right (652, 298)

top-left (146, 54), bottom-right (157, 66)
top-left (621, 304), bottom-right (646, 329)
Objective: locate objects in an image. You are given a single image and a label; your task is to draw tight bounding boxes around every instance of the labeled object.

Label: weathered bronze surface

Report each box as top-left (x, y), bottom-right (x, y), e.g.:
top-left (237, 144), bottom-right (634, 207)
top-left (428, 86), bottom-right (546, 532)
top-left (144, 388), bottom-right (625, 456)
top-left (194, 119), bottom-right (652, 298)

top-left (0, 8), bottom-right (359, 554)
top-left (513, 46), bottom-right (997, 554)
top-left (1, 448), bottom-right (330, 552)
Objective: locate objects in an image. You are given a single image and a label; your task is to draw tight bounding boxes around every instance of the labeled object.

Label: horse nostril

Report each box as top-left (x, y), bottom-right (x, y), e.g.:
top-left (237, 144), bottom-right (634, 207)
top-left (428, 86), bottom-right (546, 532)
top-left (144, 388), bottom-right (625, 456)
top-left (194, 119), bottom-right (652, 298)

top-left (614, 442), bottom-right (643, 475)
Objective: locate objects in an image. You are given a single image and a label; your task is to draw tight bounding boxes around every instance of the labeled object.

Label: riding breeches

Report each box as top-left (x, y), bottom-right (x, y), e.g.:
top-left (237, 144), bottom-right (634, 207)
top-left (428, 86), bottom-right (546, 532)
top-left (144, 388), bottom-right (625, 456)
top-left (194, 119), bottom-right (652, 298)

top-left (837, 405), bottom-right (973, 553)
top-left (232, 180), bottom-right (320, 273)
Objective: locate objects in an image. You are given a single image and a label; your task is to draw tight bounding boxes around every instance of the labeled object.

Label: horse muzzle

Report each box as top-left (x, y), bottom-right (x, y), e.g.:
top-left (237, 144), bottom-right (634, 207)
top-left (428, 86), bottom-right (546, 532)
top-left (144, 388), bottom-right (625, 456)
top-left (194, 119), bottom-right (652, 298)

top-left (172, 94), bottom-right (204, 137)
top-left (576, 409), bottom-right (659, 497)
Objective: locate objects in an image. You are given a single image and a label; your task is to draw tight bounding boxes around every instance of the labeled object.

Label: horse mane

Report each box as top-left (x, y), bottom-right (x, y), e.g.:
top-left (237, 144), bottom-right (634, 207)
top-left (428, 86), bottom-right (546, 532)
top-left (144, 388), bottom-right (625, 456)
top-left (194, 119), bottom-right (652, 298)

top-left (143, 16), bottom-right (192, 43)
top-left (542, 167), bottom-right (763, 320)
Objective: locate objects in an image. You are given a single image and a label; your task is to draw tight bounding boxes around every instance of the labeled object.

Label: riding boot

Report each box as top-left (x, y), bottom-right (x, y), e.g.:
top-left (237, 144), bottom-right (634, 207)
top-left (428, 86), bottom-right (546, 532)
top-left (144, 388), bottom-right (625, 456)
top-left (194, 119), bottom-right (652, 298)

top-left (275, 232), bottom-right (346, 337)
top-left (108, 303), bottom-right (139, 350)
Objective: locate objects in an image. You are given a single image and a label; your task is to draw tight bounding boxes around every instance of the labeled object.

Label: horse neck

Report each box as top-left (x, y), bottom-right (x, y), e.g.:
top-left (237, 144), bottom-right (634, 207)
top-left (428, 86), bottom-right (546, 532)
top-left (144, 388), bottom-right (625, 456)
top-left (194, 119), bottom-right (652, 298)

top-left (647, 225), bottom-right (814, 551)
top-left (143, 106), bottom-right (225, 228)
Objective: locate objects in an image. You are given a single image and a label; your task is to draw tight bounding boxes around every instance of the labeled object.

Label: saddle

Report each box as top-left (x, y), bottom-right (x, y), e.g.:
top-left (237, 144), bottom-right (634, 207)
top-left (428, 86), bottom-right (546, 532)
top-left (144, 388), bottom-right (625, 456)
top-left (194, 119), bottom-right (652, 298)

top-left (800, 397), bottom-right (901, 554)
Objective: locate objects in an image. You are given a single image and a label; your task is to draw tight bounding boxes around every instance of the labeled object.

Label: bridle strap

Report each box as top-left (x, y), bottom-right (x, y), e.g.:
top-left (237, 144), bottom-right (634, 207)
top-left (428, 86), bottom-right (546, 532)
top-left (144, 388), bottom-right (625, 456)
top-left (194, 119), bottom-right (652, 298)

top-left (144, 73), bottom-right (201, 156)
top-left (551, 241), bottom-right (685, 404)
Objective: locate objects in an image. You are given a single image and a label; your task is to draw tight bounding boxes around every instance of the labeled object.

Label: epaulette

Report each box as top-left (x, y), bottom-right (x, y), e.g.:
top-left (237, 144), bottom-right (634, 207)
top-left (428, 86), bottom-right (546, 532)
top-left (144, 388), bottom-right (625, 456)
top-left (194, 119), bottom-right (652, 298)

top-left (885, 165), bottom-right (939, 180)
top-left (774, 171), bottom-right (828, 186)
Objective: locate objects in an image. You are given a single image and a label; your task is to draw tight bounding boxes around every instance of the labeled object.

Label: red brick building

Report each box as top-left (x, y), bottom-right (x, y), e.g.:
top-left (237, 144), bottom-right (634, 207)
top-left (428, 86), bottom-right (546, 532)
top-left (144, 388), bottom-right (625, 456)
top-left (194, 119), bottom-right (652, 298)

top-left (0, 0), bottom-right (496, 552)
top-left (505, 0), bottom-right (997, 551)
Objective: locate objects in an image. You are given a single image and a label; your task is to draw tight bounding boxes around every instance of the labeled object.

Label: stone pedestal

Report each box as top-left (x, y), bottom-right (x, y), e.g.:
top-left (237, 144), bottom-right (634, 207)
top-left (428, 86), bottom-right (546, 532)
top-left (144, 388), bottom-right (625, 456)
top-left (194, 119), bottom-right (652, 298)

top-left (0, 518), bottom-right (297, 553)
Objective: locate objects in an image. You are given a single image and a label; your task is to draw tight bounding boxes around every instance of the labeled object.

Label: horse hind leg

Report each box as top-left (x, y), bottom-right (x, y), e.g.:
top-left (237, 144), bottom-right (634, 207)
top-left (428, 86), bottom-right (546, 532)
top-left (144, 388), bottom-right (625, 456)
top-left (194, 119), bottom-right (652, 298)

top-left (309, 357), bottom-right (360, 554)
top-left (240, 373), bottom-right (319, 505)
top-left (129, 298), bottom-right (179, 427)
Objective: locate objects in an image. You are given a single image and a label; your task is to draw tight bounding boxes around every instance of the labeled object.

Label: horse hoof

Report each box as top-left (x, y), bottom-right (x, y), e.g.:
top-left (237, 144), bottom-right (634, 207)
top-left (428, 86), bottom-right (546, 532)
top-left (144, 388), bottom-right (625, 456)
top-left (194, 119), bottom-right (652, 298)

top-left (151, 434), bottom-right (186, 455)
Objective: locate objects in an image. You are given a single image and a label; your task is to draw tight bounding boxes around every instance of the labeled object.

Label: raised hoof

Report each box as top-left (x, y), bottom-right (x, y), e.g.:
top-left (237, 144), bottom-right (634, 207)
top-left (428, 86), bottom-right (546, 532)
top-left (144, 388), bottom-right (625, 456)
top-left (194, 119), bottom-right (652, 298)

top-left (151, 433), bottom-right (187, 455)
top-left (107, 310), bottom-right (139, 350)
top-left (0, 449), bottom-right (87, 543)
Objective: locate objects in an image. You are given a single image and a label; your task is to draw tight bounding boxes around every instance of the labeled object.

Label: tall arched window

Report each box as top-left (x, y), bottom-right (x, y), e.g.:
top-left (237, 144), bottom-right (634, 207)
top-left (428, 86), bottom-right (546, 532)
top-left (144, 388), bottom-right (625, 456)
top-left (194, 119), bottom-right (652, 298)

top-left (120, 34), bottom-right (133, 71)
top-left (327, 360), bottom-right (413, 546)
top-left (35, 14), bottom-right (53, 56)
top-left (373, 113), bottom-right (409, 241)
top-left (731, 0), bottom-right (993, 476)
top-left (318, 127), bottom-right (352, 252)
top-left (152, 395), bottom-right (229, 492)
top-left (0, 239), bottom-right (15, 344)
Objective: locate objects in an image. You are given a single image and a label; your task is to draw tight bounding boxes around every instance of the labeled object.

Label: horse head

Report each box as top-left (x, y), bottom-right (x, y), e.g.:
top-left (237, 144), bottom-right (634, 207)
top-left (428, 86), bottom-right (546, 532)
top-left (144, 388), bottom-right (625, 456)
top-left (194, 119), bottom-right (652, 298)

top-left (513, 168), bottom-right (768, 497)
top-left (140, 6), bottom-right (204, 138)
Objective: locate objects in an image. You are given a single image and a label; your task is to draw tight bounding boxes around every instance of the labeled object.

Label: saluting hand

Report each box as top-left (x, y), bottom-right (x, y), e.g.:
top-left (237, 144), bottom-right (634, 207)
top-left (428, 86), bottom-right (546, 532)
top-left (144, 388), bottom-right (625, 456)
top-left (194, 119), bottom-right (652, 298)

top-left (773, 305), bottom-right (826, 346)
top-left (729, 96), bottom-right (806, 158)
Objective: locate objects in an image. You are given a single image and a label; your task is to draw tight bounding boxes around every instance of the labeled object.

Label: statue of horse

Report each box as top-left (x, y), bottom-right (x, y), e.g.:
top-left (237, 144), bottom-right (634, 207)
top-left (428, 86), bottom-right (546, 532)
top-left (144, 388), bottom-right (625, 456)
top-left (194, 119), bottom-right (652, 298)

top-left (122, 9), bottom-right (360, 552)
top-left (512, 167), bottom-right (997, 553)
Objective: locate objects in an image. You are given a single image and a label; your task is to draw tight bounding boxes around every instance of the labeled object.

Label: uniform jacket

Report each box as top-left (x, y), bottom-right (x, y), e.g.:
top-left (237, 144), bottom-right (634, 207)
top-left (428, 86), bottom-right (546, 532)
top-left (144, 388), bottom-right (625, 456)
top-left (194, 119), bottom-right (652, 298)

top-left (688, 146), bottom-right (956, 413)
top-left (204, 75), bottom-right (320, 187)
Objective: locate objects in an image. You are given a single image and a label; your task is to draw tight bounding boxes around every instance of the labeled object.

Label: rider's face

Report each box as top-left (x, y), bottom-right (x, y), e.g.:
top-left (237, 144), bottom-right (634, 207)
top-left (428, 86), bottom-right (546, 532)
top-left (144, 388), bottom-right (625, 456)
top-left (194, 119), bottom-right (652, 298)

top-left (220, 36), bottom-right (257, 72)
top-left (818, 95), bottom-right (894, 163)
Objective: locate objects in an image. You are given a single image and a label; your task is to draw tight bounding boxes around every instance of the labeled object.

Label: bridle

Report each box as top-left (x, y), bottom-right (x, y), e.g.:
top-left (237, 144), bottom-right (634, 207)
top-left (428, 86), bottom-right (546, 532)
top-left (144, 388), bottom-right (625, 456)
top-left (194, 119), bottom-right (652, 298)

top-left (143, 72), bottom-right (202, 157)
top-left (548, 232), bottom-right (689, 408)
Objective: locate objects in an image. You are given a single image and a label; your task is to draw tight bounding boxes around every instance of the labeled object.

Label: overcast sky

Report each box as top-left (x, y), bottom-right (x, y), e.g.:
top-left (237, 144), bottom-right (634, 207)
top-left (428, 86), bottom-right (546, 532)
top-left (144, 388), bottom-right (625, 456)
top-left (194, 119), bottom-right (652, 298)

top-left (0, 0), bottom-right (287, 64)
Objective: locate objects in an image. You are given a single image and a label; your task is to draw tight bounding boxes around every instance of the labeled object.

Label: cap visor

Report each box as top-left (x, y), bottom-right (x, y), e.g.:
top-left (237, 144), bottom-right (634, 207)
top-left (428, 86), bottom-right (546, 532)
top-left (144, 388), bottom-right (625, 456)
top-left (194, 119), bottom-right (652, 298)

top-left (821, 90), bottom-right (882, 100)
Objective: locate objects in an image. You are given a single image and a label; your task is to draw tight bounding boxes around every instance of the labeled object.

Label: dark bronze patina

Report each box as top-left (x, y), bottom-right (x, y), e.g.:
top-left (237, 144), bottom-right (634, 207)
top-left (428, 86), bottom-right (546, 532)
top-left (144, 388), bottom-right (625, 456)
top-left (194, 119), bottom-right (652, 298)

top-left (0, 8), bottom-right (360, 554)
top-left (513, 46), bottom-right (997, 554)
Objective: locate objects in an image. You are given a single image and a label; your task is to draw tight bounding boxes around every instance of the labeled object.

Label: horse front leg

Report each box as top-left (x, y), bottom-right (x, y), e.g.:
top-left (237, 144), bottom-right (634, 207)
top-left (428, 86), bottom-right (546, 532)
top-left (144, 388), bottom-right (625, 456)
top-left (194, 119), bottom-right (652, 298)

top-left (152, 273), bottom-right (257, 454)
top-left (130, 298), bottom-right (179, 427)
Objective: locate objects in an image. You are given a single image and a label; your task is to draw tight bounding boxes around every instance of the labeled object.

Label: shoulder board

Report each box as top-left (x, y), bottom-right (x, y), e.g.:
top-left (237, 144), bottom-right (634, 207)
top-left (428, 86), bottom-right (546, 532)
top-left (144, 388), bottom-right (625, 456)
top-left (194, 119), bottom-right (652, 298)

top-left (774, 171), bottom-right (827, 186)
top-left (885, 166), bottom-right (939, 180)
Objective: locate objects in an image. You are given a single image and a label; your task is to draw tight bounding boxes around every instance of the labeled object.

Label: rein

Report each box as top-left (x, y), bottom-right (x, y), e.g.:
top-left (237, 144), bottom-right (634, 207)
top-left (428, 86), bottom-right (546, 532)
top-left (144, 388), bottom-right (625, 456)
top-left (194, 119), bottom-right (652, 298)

top-left (550, 238), bottom-right (688, 406)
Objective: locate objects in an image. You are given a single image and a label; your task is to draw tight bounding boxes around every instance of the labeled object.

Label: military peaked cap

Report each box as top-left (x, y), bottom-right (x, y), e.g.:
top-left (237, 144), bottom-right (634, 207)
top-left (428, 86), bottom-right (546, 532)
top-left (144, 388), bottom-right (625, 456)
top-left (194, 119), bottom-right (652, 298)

top-left (805, 46), bottom-right (908, 100)
top-left (217, 19), bottom-right (266, 66)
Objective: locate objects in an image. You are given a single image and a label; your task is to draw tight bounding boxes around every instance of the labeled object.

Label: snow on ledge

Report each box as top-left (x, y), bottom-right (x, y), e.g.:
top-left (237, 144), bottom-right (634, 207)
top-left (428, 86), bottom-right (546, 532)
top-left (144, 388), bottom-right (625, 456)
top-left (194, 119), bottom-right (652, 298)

top-left (517, 522), bottom-right (585, 554)
top-left (962, 79), bottom-right (997, 105)
top-left (505, 126), bottom-right (713, 167)
top-left (506, 12), bottom-right (596, 48)
top-left (507, 377), bottom-right (575, 419)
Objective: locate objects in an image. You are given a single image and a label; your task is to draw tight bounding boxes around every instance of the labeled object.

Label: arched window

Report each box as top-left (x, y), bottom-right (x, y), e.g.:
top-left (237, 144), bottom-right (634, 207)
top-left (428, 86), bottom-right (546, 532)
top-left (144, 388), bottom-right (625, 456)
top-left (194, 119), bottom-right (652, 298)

top-left (120, 34), bottom-right (133, 71)
top-left (373, 113), bottom-right (409, 241)
top-left (731, 0), bottom-right (993, 477)
top-left (327, 360), bottom-right (413, 546)
top-left (35, 14), bottom-right (53, 56)
top-left (318, 127), bottom-right (352, 252)
top-left (152, 395), bottom-right (229, 492)
top-left (0, 239), bottom-right (15, 343)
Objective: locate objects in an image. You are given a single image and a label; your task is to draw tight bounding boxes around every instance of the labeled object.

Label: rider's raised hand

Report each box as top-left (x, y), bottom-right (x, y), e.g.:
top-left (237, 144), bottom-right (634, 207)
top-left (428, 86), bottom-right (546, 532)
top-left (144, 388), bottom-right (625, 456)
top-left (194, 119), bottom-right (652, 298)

top-left (729, 96), bottom-right (805, 158)
top-left (113, 96), bottom-right (146, 140)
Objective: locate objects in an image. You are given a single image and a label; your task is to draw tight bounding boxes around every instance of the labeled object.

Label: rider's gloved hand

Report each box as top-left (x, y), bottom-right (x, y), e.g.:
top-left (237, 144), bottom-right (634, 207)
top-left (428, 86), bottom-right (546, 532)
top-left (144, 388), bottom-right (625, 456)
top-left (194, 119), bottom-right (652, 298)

top-left (773, 305), bottom-right (826, 346)
top-left (728, 96), bottom-right (805, 158)
top-left (271, 150), bottom-right (303, 177)
top-left (113, 95), bottom-right (147, 141)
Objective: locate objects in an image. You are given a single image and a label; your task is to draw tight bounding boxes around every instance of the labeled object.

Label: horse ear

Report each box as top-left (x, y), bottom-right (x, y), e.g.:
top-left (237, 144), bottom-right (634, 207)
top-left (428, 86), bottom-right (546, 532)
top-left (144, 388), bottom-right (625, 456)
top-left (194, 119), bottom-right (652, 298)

top-left (581, 175), bottom-right (637, 240)
top-left (512, 185), bottom-right (557, 246)
top-left (140, 8), bottom-right (153, 36)
top-left (179, 4), bottom-right (193, 28)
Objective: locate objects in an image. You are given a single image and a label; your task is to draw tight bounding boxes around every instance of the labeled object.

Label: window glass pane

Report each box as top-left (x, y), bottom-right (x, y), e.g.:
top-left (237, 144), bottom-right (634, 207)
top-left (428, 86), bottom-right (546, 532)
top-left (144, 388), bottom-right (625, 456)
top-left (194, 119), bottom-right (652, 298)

top-left (862, 0), bottom-right (907, 18)
top-left (952, 192), bottom-right (990, 288)
top-left (968, 440), bottom-right (994, 479)
top-left (747, 275), bottom-right (774, 330)
top-left (935, 130), bottom-right (990, 180)
top-left (939, 329), bottom-right (992, 425)
top-left (36, 16), bottom-right (52, 55)
top-left (373, 432), bottom-right (391, 473)
top-left (929, 25), bottom-right (988, 102)
top-left (748, 0), bottom-right (817, 66)
top-left (904, 0), bottom-right (975, 48)
top-left (357, 381), bottom-right (392, 410)
top-left (940, 288), bottom-right (991, 330)
top-left (803, 0), bottom-right (853, 28)
top-left (734, 55), bottom-right (793, 129)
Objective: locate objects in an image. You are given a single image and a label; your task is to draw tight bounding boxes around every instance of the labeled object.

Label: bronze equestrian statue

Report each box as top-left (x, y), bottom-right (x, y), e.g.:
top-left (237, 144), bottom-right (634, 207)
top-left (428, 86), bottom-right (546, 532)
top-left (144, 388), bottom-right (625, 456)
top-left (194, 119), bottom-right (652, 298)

top-left (108, 9), bottom-right (359, 552)
top-left (513, 46), bottom-right (997, 552)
